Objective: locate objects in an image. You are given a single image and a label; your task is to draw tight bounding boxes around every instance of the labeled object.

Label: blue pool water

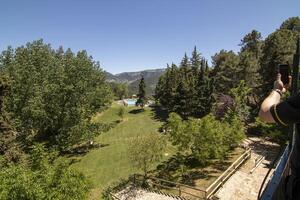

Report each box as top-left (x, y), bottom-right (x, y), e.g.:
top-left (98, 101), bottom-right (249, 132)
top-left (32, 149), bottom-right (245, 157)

top-left (125, 99), bottom-right (137, 106)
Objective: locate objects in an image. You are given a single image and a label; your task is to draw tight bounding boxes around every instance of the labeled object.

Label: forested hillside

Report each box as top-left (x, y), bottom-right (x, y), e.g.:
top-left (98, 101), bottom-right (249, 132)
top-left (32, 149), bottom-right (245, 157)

top-left (106, 69), bottom-right (165, 96)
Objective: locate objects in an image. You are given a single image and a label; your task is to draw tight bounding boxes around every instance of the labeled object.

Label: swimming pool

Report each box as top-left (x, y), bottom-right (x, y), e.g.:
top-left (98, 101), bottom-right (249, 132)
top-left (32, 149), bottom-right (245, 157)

top-left (124, 99), bottom-right (137, 106)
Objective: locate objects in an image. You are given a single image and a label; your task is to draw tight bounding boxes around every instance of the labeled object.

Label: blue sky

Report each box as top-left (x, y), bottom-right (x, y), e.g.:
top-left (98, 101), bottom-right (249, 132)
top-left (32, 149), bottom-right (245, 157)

top-left (0, 0), bottom-right (299, 74)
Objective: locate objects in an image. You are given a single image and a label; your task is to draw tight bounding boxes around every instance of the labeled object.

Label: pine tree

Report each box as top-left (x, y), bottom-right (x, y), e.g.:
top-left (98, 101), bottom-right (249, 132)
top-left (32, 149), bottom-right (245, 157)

top-left (240, 30), bottom-right (263, 58)
top-left (212, 50), bottom-right (240, 95)
top-left (174, 81), bottom-right (190, 118)
top-left (260, 29), bottom-right (299, 94)
top-left (136, 76), bottom-right (146, 108)
top-left (280, 17), bottom-right (300, 31)
top-left (195, 61), bottom-right (214, 117)
top-left (191, 46), bottom-right (201, 75)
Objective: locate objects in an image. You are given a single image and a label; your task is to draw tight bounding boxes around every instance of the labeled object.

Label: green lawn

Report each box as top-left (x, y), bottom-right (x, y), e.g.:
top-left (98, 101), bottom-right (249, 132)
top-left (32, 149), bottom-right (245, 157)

top-left (71, 103), bottom-right (244, 200)
top-left (71, 103), bottom-right (175, 199)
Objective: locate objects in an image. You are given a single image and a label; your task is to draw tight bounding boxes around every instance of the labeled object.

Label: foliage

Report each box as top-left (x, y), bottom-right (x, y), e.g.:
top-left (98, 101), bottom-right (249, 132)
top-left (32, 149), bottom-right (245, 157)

top-left (166, 113), bottom-right (245, 165)
top-left (211, 50), bottom-right (240, 95)
top-left (238, 30), bottom-right (263, 89)
top-left (259, 29), bottom-right (300, 94)
top-left (117, 106), bottom-right (125, 120)
top-left (226, 80), bottom-right (252, 123)
top-left (252, 117), bottom-right (289, 144)
top-left (0, 40), bottom-right (113, 150)
top-left (109, 82), bottom-right (128, 100)
top-left (0, 74), bottom-right (24, 163)
top-left (0, 144), bottom-right (90, 200)
top-left (72, 105), bottom-right (172, 197)
top-left (155, 47), bottom-right (213, 118)
top-left (280, 17), bottom-right (300, 31)
top-left (214, 94), bottom-right (235, 119)
top-left (128, 134), bottom-right (166, 177)
top-left (136, 76), bottom-right (147, 108)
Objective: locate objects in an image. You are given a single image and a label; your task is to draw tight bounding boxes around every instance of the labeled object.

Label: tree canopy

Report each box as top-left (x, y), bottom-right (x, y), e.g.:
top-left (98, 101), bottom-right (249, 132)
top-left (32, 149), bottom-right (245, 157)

top-left (0, 40), bottom-right (112, 150)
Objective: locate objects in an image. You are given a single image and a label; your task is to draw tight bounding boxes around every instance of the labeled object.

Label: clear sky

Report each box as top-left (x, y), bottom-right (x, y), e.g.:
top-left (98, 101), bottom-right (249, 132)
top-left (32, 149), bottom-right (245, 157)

top-left (0, 0), bottom-right (299, 74)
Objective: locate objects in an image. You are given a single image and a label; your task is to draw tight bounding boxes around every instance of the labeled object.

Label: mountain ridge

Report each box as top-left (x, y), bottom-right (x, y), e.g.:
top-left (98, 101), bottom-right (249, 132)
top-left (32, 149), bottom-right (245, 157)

top-left (104, 68), bottom-right (165, 96)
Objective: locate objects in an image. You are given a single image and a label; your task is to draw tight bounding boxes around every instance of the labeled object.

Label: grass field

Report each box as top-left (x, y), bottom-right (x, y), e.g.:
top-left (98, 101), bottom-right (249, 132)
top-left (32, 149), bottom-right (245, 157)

top-left (71, 103), bottom-right (175, 199)
top-left (71, 103), bottom-right (244, 200)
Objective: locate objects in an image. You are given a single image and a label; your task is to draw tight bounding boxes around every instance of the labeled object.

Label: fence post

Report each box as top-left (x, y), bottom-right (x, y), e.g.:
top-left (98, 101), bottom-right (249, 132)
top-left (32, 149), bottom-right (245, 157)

top-left (178, 185), bottom-right (181, 196)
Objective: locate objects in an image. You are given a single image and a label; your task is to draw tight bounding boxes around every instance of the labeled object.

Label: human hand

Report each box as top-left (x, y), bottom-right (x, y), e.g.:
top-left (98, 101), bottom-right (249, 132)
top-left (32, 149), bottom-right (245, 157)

top-left (273, 73), bottom-right (292, 93)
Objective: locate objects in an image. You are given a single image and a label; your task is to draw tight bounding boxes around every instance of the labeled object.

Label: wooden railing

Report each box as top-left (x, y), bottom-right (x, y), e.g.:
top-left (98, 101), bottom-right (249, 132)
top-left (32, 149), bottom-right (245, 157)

top-left (134, 174), bottom-right (206, 199)
top-left (204, 148), bottom-right (251, 199)
top-left (112, 149), bottom-right (251, 200)
top-left (110, 192), bottom-right (121, 200)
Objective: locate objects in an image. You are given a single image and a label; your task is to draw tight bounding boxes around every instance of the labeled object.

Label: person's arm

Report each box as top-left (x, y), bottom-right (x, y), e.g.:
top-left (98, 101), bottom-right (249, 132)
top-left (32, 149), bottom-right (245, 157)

top-left (259, 73), bottom-right (289, 123)
top-left (259, 90), bottom-right (281, 123)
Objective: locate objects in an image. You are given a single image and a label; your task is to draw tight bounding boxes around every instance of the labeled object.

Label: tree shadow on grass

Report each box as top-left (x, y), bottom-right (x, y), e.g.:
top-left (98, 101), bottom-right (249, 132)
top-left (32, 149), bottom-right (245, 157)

top-left (210, 160), bottom-right (231, 171)
top-left (62, 143), bottom-right (110, 157)
top-left (150, 106), bottom-right (169, 122)
top-left (151, 153), bottom-right (209, 186)
top-left (129, 108), bottom-right (144, 114)
top-left (181, 170), bottom-right (215, 186)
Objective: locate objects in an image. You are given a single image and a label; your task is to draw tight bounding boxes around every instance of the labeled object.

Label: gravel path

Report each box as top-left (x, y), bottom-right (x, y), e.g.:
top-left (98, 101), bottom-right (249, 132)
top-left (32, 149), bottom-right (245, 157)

top-left (214, 137), bottom-right (280, 200)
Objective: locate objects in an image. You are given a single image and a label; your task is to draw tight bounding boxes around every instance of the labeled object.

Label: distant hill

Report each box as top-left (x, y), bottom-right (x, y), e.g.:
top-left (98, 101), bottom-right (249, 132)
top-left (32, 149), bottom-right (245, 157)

top-left (105, 69), bottom-right (165, 97)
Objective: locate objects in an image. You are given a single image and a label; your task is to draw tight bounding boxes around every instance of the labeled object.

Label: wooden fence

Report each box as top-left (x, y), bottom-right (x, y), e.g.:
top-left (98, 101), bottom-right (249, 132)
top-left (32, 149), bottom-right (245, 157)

top-left (134, 174), bottom-right (207, 199)
top-left (111, 148), bottom-right (251, 200)
top-left (204, 148), bottom-right (251, 199)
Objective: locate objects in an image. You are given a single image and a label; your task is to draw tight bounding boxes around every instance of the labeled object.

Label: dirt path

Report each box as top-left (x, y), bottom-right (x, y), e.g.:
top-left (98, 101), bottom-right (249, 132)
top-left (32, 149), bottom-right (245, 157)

top-left (214, 137), bottom-right (280, 200)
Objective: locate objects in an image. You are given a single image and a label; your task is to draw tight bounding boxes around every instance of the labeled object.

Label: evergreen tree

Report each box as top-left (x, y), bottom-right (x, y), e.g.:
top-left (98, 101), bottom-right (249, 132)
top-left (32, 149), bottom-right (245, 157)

top-left (191, 46), bottom-right (201, 75)
top-left (179, 53), bottom-right (192, 85)
top-left (240, 30), bottom-right (263, 58)
top-left (136, 76), bottom-right (146, 108)
top-left (280, 17), bottom-right (300, 31)
top-left (260, 29), bottom-right (300, 94)
top-left (212, 50), bottom-right (240, 95)
top-left (174, 81), bottom-right (190, 118)
top-left (195, 72), bottom-right (214, 117)
top-left (238, 30), bottom-right (263, 89)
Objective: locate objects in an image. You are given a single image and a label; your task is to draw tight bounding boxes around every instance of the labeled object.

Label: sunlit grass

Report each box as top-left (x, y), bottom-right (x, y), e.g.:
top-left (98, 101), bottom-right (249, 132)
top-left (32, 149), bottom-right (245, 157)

top-left (71, 103), bottom-right (176, 199)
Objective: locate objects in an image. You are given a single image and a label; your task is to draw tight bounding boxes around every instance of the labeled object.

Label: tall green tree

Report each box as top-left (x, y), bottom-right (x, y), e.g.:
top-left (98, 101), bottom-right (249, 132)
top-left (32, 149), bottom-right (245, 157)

top-left (166, 113), bottom-right (242, 165)
top-left (136, 76), bottom-right (146, 108)
top-left (260, 29), bottom-right (300, 94)
top-left (238, 30), bottom-right (263, 88)
top-left (128, 134), bottom-right (166, 177)
top-left (0, 40), bottom-right (113, 150)
top-left (240, 30), bottom-right (263, 58)
top-left (110, 82), bottom-right (128, 100)
top-left (280, 17), bottom-right (300, 31)
top-left (212, 50), bottom-right (240, 94)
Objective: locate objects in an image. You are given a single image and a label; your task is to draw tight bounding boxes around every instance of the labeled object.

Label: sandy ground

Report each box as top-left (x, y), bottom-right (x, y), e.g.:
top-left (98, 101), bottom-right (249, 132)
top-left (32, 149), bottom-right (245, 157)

top-left (214, 137), bottom-right (280, 200)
